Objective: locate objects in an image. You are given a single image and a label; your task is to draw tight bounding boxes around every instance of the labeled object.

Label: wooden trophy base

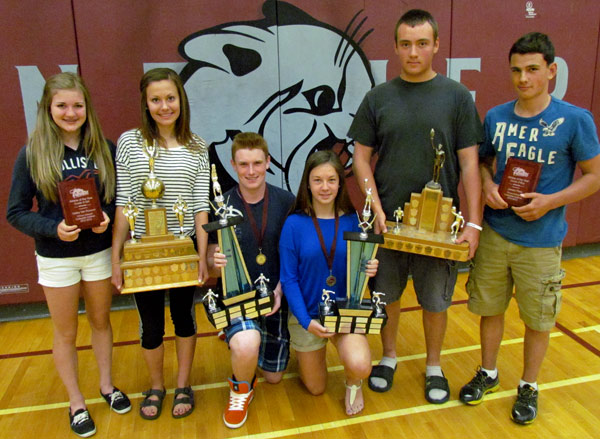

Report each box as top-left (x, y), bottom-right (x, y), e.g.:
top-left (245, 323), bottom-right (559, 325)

top-left (381, 186), bottom-right (469, 261)
top-left (203, 290), bottom-right (274, 330)
top-left (382, 220), bottom-right (469, 262)
top-left (120, 234), bottom-right (200, 294)
top-left (319, 298), bottom-right (387, 334)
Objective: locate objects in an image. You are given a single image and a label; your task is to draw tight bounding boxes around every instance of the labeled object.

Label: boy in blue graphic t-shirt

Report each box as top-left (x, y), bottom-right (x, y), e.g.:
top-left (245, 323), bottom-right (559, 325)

top-left (459, 32), bottom-right (600, 425)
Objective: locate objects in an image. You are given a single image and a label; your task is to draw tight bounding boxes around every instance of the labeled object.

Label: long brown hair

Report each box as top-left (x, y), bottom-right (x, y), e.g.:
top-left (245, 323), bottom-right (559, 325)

top-left (26, 72), bottom-right (115, 203)
top-left (291, 150), bottom-right (354, 216)
top-left (139, 68), bottom-right (199, 148)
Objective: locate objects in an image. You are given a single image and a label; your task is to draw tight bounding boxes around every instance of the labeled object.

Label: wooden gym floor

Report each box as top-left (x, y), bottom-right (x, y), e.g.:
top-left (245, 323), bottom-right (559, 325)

top-left (1, 256), bottom-right (599, 438)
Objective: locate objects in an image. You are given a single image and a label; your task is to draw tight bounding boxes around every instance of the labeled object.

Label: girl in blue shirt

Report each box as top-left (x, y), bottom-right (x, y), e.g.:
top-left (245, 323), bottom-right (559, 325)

top-left (280, 150), bottom-right (378, 416)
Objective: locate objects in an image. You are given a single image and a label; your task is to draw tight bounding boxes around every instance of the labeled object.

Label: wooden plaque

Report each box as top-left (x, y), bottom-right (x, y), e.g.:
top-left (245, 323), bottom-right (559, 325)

top-left (144, 208), bottom-right (168, 236)
top-left (58, 178), bottom-right (103, 229)
top-left (498, 158), bottom-right (542, 207)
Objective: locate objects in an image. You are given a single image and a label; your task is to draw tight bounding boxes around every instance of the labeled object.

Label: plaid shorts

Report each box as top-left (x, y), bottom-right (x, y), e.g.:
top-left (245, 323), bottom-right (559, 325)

top-left (224, 304), bottom-right (290, 373)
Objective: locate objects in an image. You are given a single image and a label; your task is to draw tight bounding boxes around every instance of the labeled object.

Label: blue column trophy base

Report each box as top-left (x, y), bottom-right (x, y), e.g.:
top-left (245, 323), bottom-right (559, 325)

top-left (318, 231), bottom-right (387, 334)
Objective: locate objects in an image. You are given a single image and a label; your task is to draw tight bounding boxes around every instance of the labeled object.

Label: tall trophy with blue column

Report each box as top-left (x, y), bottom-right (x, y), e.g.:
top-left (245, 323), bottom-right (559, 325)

top-left (201, 165), bottom-right (274, 329)
top-left (319, 179), bottom-right (387, 334)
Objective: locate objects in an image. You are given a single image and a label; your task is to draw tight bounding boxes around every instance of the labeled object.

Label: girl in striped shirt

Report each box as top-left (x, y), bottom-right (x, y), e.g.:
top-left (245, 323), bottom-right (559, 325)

top-left (111, 68), bottom-right (209, 420)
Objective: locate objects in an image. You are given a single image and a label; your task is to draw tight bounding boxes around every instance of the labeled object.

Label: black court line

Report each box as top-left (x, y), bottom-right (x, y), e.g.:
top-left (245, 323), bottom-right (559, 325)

top-left (561, 281), bottom-right (600, 289)
top-left (555, 322), bottom-right (600, 358)
top-left (0, 330), bottom-right (219, 360)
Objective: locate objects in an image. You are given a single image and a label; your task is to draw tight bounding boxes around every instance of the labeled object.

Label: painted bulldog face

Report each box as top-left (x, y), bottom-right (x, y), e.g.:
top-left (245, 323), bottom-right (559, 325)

top-left (179, 0), bottom-right (374, 191)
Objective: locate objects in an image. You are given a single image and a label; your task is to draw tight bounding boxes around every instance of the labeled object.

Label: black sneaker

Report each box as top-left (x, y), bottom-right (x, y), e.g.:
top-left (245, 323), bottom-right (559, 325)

top-left (101, 387), bottom-right (132, 414)
top-left (459, 367), bottom-right (500, 405)
top-left (69, 408), bottom-right (96, 438)
top-left (511, 384), bottom-right (538, 425)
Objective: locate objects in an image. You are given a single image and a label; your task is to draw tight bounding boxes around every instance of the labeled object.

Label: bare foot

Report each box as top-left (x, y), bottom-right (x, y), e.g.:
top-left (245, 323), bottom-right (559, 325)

top-left (141, 394), bottom-right (159, 418)
top-left (140, 389), bottom-right (165, 419)
top-left (172, 387), bottom-right (194, 418)
top-left (345, 381), bottom-right (364, 415)
top-left (172, 393), bottom-right (192, 417)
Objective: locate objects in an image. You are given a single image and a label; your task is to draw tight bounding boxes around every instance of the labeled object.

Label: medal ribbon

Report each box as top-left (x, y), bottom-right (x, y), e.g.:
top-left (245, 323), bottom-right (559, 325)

top-left (311, 212), bottom-right (339, 279)
top-left (238, 184), bottom-right (269, 255)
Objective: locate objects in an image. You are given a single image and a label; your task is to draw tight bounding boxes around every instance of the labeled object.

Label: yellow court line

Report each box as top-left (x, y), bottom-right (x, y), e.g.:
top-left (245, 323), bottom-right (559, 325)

top-left (229, 374), bottom-right (600, 439)
top-left (0, 383), bottom-right (233, 416)
top-left (0, 330), bottom-right (572, 417)
top-left (573, 325), bottom-right (600, 334)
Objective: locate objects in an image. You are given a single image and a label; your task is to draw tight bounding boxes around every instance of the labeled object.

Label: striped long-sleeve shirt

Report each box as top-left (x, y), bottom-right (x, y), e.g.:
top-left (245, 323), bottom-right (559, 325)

top-left (115, 129), bottom-right (209, 238)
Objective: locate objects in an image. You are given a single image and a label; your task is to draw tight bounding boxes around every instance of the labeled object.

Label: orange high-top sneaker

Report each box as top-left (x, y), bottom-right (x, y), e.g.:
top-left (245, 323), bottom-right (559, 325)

top-left (223, 376), bottom-right (257, 428)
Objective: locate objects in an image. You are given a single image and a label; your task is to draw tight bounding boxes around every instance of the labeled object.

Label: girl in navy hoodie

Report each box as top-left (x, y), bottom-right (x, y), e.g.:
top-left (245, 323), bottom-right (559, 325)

top-left (7, 72), bottom-right (130, 438)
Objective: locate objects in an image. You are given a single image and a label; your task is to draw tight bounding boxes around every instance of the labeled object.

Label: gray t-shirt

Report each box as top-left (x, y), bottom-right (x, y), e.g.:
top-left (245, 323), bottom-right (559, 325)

top-left (348, 74), bottom-right (483, 217)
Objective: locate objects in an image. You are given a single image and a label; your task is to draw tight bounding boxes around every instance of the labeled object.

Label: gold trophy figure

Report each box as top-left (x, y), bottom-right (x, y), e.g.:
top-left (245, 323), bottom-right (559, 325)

top-left (123, 197), bottom-right (139, 243)
top-left (173, 195), bottom-right (188, 238)
top-left (429, 128), bottom-right (446, 189)
top-left (201, 165), bottom-right (274, 330)
top-left (393, 207), bottom-right (404, 234)
top-left (319, 178), bottom-right (387, 334)
top-left (141, 140), bottom-right (165, 208)
top-left (140, 140), bottom-right (168, 236)
top-left (118, 140), bottom-right (200, 294)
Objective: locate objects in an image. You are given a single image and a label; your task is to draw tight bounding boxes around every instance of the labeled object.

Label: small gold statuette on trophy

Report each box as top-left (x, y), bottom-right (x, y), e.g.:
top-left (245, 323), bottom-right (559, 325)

top-left (123, 197), bottom-right (139, 243)
top-left (381, 129), bottom-right (469, 261)
top-left (450, 206), bottom-right (465, 242)
top-left (173, 195), bottom-right (188, 239)
top-left (119, 140), bottom-right (200, 294)
top-left (393, 207), bottom-right (404, 234)
top-left (318, 179), bottom-right (387, 334)
top-left (201, 164), bottom-right (274, 330)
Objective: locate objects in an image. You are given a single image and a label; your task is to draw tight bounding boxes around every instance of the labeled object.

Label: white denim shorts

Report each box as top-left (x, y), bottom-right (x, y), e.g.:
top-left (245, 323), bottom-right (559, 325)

top-left (36, 248), bottom-right (112, 287)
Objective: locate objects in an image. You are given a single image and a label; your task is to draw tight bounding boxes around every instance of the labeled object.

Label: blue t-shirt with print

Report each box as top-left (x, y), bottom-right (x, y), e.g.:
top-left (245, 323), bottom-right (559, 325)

top-left (480, 97), bottom-right (600, 247)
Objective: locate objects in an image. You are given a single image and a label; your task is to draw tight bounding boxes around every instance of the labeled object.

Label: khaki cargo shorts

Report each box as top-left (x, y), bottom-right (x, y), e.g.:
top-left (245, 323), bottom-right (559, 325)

top-left (466, 224), bottom-right (564, 332)
top-left (288, 315), bottom-right (328, 352)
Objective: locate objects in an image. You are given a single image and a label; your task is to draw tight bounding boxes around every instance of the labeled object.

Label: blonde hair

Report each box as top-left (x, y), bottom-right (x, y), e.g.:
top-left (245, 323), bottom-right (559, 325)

top-left (26, 72), bottom-right (115, 203)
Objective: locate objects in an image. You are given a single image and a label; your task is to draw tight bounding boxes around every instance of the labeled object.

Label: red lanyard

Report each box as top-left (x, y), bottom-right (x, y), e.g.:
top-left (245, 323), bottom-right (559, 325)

top-left (311, 212), bottom-right (339, 286)
top-left (238, 185), bottom-right (269, 265)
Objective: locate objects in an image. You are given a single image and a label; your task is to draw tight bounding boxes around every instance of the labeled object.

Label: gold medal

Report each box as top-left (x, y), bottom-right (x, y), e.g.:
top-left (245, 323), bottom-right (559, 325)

top-left (326, 275), bottom-right (336, 286)
top-left (256, 252), bottom-right (267, 265)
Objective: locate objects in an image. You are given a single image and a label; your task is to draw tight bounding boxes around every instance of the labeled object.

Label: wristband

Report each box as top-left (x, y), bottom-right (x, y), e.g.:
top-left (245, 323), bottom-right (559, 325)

top-left (466, 222), bottom-right (483, 231)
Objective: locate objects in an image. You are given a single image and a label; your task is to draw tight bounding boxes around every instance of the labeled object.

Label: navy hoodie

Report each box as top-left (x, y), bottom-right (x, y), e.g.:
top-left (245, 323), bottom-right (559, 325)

top-left (6, 142), bottom-right (116, 258)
